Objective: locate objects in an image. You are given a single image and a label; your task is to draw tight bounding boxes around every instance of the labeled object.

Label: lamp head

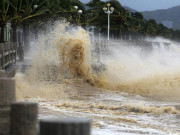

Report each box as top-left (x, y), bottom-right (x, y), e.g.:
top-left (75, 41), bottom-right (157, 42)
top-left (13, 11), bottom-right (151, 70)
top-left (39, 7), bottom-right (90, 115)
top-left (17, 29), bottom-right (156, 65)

top-left (103, 7), bottom-right (107, 11)
top-left (34, 5), bottom-right (38, 9)
top-left (110, 7), bottom-right (114, 11)
top-left (74, 6), bottom-right (78, 9)
top-left (78, 10), bottom-right (82, 14)
top-left (107, 3), bottom-right (111, 7)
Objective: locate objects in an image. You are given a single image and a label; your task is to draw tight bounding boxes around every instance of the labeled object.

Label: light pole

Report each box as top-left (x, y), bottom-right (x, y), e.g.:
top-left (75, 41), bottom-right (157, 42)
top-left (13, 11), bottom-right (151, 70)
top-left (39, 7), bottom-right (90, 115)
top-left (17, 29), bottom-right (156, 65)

top-left (91, 26), bottom-right (95, 44)
top-left (103, 3), bottom-right (114, 41)
top-left (78, 10), bottom-right (82, 24)
top-left (99, 28), bottom-right (101, 41)
top-left (74, 6), bottom-right (83, 24)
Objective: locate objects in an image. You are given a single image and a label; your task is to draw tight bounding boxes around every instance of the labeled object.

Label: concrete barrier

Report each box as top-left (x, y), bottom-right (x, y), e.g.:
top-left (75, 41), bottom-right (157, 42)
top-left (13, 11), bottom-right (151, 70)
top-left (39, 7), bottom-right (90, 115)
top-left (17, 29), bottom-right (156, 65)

top-left (0, 42), bottom-right (92, 135)
top-left (10, 102), bottom-right (38, 135)
top-left (0, 78), bottom-right (16, 106)
top-left (0, 78), bottom-right (16, 135)
top-left (6, 68), bottom-right (16, 78)
top-left (0, 67), bottom-right (16, 78)
top-left (0, 77), bottom-right (91, 135)
top-left (40, 118), bottom-right (91, 135)
top-left (0, 70), bottom-right (6, 77)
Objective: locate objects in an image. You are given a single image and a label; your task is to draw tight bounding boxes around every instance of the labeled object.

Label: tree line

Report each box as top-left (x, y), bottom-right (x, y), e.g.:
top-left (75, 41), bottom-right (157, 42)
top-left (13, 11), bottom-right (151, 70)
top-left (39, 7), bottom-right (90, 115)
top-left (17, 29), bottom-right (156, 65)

top-left (0, 0), bottom-right (180, 46)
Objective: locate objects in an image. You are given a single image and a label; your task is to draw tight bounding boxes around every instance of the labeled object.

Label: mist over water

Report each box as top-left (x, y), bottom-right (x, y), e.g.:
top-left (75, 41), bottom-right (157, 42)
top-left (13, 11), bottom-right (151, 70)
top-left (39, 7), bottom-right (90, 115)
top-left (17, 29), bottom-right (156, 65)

top-left (105, 39), bottom-right (180, 97)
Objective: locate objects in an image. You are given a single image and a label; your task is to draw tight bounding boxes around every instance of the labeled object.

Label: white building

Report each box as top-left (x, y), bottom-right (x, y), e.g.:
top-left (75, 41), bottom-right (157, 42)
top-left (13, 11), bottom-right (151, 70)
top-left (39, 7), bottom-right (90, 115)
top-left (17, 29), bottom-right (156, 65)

top-left (162, 20), bottom-right (173, 29)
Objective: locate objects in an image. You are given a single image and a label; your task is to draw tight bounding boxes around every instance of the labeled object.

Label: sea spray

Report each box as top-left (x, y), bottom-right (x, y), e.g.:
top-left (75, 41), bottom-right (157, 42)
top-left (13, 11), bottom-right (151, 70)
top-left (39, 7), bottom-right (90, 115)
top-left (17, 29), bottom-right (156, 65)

top-left (57, 27), bottom-right (109, 87)
top-left (16, 22), bottom-right (108, 99)
top-left (104, 40), bottom-right (180, 97)
top-left (16, 22), bottom-right (180, 99)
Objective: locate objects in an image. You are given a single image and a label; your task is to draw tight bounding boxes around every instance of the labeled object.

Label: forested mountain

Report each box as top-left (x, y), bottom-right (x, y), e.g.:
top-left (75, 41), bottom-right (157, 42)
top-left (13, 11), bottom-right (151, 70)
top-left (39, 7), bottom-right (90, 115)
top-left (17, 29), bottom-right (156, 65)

top-left (123, 6), bottom-right (137, 13)
top-left (142, 5), bottom-right (180, 30)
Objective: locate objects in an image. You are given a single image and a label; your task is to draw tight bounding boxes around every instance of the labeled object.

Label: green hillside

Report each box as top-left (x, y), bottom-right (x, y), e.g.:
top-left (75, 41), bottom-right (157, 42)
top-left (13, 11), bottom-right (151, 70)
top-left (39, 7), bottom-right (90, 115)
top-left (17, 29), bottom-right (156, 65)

top-left (142, 5), bottom-right (180, 30)
top-left (123, 6), bottom-right (137, 13)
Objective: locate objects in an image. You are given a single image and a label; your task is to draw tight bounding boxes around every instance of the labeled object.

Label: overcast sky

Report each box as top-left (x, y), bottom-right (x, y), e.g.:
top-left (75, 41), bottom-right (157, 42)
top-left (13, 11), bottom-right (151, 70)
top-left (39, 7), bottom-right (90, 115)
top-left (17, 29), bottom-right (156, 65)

top-left (80, 0), bottom-right (180, 11)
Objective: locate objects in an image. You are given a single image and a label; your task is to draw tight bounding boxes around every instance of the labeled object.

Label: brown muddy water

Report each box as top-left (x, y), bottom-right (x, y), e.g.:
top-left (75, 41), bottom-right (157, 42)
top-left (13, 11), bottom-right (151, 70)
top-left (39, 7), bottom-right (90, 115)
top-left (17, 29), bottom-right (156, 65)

top-left (16, 23), bottom-right (180, 135)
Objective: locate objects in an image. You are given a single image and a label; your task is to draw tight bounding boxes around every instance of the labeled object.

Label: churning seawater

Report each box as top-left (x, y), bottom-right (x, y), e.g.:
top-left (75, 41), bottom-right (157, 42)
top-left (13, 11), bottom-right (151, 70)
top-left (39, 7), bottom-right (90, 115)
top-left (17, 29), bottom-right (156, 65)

top-left (16, 23), bottom-right (180, 135)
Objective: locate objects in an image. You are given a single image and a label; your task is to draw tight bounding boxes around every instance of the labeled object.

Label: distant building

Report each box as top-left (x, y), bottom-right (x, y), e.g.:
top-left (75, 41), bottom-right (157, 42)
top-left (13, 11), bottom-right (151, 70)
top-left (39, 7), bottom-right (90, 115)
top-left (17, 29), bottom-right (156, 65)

top-left (162, 20), bottom-right (173, 29)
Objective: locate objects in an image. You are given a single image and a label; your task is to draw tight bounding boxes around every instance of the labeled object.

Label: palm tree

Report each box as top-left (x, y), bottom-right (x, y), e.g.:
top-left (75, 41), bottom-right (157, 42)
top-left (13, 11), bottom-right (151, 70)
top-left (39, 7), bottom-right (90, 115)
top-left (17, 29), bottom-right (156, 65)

top-left (0, 0), bottom-right (10, 43)
top-left (2, 0), bottom-right (178, 44)
top-left (111, 2), bottom-right (129, 39)
top-left (70, 0), bottom-right (87, 26)
top-left (86, 0), bottom-right (107, 32)
top-left (9, 0), bottom-right (46, 46)
top-left (8, 0), bottom-right (22, 42)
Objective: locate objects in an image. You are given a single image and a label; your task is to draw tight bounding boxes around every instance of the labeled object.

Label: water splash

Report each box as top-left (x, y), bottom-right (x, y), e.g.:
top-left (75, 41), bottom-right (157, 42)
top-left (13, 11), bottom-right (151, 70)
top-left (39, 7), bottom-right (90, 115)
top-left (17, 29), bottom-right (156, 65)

top-left (16, 22), bottom-right (180, 99)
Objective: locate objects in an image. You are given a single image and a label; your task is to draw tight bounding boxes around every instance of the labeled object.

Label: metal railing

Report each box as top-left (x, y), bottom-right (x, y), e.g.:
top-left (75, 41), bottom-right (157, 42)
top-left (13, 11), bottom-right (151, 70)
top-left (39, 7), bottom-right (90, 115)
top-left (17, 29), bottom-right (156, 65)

top-left (0, 42), bottom-right (24, 70)
top-left (0, 43), bottom-right (16, 70)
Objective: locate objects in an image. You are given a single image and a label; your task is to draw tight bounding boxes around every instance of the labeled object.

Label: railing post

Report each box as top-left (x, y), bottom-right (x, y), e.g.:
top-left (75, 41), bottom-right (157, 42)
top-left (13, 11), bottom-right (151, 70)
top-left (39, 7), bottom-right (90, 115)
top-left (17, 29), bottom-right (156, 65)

top-left (7, 43), bottom-right (10, 68)
top-left (0, 70), bottom-right (6, 77)
top-left (40, 118), bottom-right (91, 135)
top-left (10, 102), bottom-right (38, 135)
top-left (0, 78), bottom-right (16, 135)
top-left (0, 78), bottom-right (16, 104)
top-left (1, 43), bottom-right (5, 70)
top-left (19, 42), bottom-right (24, 61)
top-left (14, 42), bottom-right (17, 64)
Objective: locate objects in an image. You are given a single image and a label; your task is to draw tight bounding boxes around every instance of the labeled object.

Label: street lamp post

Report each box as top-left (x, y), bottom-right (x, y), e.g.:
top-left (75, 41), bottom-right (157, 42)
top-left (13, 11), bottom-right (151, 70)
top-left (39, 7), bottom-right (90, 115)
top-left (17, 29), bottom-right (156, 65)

top-left (78, 10), bottom-right (82, 24)
top-left (99, 28), bottom-right (101, 41)
top-left (74, 6), bottom-right (83, 24)
top-left (91, 26), bottom-right (95, 44)
top-left (103, 3), bottom-right (114, 41)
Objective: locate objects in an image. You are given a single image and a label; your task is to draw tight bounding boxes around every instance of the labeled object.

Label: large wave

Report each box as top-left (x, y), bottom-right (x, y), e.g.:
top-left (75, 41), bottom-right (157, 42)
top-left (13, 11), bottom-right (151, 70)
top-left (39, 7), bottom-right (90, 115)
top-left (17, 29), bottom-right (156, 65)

top-left (16, 22), bottom-right (180, 99)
